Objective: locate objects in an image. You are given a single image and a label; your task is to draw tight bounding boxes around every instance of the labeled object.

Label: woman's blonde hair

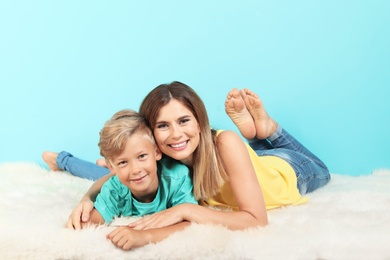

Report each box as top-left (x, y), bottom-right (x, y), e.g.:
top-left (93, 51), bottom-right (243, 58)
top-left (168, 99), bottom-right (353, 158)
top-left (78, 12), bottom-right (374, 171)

top-left (98, 109), bottom-right (154, 166)
top-left (139, 81), bottom-right (228, 200)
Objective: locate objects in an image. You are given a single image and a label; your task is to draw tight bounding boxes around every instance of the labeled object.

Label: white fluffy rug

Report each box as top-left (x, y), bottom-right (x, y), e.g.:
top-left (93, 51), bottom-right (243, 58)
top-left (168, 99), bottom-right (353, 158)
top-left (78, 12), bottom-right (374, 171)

top-left (1, 162), bottom-right (390, 260)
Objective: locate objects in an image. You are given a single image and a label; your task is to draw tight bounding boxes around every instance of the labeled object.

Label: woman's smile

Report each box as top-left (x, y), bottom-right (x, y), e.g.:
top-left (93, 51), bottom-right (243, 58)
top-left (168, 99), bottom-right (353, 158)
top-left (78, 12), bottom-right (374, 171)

top-left (169, 140), bottom-right (188, 150)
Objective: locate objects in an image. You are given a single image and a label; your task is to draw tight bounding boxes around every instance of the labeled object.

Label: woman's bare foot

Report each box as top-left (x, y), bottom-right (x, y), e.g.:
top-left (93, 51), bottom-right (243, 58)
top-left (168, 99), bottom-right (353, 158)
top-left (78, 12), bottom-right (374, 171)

top-left (240, 89), bottom-right (278, 139)
top-left (42, 151), bottom-right (61, 171)
top-left (225, 88), bottom-right (256, 139)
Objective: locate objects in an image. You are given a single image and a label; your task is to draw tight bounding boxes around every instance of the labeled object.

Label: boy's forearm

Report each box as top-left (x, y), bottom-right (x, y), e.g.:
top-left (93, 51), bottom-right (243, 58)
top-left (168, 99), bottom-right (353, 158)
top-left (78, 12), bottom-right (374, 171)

top-left (80, 209), bottom-right (105, 229)
top-left (88, 209), bottom-right (105, 225)
top-left (108, 221), bottom-right (191, 250)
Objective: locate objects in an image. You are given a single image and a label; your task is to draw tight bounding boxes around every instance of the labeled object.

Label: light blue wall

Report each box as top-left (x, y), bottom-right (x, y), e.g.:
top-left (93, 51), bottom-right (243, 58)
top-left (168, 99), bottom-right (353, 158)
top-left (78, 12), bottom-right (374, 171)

top-left (1, 1), bottom-right (389, 175)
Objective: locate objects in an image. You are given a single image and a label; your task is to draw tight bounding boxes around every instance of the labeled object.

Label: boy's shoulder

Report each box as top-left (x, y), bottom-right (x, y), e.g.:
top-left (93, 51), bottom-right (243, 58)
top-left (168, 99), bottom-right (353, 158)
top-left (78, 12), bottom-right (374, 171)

top-left (105, 174), bottom-right (120, 185)
top-left (102, 175), bottom-right (129, 194)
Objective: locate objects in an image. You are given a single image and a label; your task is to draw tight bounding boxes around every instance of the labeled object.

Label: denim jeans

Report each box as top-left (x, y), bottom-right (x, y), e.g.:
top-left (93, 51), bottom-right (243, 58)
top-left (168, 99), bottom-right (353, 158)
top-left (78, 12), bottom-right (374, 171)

top-left (248, 125), bottom-right (331, 195)
top-left (57, 151), bottom-right (110, 180)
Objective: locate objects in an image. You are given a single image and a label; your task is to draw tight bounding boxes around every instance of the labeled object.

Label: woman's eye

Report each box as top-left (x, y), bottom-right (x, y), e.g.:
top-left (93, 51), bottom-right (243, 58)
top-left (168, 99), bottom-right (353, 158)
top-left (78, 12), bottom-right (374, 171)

top-left (156, 123), bottom-right (168, 129)
top-left (180, 118), bottom-right (190, 124)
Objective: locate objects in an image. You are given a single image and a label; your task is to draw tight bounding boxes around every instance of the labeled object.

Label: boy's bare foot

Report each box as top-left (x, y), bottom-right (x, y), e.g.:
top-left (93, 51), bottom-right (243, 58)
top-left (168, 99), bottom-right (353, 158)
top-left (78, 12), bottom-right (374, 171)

top-left (96, 158), bottom-right (108, 168)
top-left (240, 89), bottom-right (278, 139)
top-left (42, 151), bottom-right (61, 171)
top-left (225, 88), bottom-right (256, 139)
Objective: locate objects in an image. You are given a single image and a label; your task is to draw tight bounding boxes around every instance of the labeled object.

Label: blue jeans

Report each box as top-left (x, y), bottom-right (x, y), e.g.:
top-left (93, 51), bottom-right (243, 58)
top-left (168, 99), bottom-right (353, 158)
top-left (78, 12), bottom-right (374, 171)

top-left (56, 151), bottom-right (110, 180)
top-left (248, 125), bottom-right (330, 195)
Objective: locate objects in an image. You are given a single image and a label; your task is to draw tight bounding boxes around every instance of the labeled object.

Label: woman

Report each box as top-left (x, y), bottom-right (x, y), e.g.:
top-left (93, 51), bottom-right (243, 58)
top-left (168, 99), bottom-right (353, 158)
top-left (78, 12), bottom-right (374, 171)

top-left (44, 81), bottom-right (330, 249)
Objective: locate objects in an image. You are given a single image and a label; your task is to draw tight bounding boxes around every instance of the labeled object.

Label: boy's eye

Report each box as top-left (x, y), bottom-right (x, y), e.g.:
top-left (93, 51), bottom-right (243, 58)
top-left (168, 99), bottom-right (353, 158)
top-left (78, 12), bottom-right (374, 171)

top-left (139, 153), bottom-right (148, 160)
top-left (118, 161), bottom-right (127, 166)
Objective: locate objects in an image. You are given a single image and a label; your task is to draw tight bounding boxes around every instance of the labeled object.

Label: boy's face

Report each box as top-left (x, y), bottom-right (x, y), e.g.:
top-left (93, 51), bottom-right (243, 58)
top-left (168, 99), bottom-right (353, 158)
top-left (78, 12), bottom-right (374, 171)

top-left (108, 132), bottom-right (162, 202)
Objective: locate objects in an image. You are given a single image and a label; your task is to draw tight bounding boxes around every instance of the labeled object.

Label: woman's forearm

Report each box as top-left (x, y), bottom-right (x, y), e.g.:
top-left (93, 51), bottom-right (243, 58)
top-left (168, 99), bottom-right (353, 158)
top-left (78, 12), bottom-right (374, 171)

top-left (143, 221), bottom-right (190, 244)
top-left (182, 204), bottom-right (268, 230)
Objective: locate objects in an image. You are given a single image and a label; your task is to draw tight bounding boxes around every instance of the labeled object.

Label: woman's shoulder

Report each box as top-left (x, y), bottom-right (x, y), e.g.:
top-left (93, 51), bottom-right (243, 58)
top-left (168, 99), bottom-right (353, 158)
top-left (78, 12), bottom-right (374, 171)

top-left (215, 129), bottom-right (243, 144)
top-left (214, 130), bottom-right (246, 157)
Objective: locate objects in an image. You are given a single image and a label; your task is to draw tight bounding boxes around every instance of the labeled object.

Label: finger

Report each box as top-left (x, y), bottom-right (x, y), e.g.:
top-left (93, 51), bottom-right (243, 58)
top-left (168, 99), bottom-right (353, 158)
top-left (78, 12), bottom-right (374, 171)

top-left (131, 219), bottom-right (152, 230)
top-left (122, 242), bottom-right (132, 251)
top-left (128, 217), bottom-right (148, 228)
top-left (117, 236), bottom-right (127, 248)
top-left (65, 217), bottom-right (75, 229)
top-left (72, 209), bottom-right (82, 230)
top-left (138, 215), bottom-right (164, 229)
top-left (107, 226), bottom-right (121, 240)
top-left (81, 202), bottom-right (93, 222)
top-left (81, 210), bottom-right (90, 222)
top-left (110, 231), bottom-right (124, 245)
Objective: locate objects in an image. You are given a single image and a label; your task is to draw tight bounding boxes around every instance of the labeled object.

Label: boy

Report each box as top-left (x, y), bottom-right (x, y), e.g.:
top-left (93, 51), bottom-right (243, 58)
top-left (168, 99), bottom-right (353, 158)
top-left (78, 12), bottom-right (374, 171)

top-left (85, 109), bottom-right (197, 226)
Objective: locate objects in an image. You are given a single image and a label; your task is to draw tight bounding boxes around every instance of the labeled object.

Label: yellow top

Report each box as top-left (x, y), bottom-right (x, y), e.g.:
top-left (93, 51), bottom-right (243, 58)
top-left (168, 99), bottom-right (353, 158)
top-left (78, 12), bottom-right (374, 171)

top-left (202, 134), bottom-right (308, 211)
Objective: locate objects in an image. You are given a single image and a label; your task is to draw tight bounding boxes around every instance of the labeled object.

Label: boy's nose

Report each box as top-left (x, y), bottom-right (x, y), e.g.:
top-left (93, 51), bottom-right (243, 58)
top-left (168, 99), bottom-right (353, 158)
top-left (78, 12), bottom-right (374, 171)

top-left (130, 166), bottom-right (142, 175)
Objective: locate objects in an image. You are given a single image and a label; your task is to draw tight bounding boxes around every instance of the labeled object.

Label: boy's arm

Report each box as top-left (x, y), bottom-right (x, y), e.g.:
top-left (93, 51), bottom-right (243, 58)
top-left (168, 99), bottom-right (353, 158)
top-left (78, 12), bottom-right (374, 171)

top-left (80, 208), bottom-right (105, 228)
top-left (66, 172), bottom-right (115, 229)
top-left (107, 221), bottom-right (190, 250)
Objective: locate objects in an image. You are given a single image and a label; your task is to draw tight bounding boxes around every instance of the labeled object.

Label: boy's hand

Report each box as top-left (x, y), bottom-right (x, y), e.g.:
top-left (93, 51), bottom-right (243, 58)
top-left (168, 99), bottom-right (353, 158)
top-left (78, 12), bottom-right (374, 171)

top-left (66, 199), bottom-right (94, 229)
top-left (107, 227), bottom-right (150, 250)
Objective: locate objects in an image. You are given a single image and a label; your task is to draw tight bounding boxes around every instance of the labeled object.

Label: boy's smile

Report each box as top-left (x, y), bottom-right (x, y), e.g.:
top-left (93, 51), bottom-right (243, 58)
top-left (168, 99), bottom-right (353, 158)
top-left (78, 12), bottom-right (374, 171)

top-left (129, 174), bottom-right (148, 183)
top-left (109, 132), bottom-right (162, 202)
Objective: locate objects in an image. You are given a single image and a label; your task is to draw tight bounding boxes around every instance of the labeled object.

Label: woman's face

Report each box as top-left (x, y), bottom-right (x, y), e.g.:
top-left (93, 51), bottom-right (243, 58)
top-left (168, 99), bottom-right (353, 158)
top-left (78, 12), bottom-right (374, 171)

top-left (153, 99), bottom-right (200, 166)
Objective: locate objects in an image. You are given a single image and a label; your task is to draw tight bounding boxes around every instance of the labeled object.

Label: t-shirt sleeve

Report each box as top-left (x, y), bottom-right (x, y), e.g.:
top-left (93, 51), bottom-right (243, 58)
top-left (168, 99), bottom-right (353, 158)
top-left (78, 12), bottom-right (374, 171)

top-left (94, 176), bottom-right (122, 223)
top-left (169, 168), bottom-right (198, 206)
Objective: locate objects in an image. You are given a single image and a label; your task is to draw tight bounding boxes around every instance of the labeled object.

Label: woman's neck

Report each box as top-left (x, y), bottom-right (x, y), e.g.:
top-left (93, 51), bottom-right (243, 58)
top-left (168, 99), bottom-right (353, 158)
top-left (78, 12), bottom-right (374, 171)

top-left (180, 158), bottom-right (193, 167)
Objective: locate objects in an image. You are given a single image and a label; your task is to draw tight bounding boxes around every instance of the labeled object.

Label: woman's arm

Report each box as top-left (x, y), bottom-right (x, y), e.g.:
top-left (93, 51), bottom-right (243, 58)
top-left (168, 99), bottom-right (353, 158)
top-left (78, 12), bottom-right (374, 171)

top-left (66, 172), bottom-right (115, 229)
top-left (130, 131), bottom-right (268, 230)
top-left (210, 130), bottom-right (268, 228)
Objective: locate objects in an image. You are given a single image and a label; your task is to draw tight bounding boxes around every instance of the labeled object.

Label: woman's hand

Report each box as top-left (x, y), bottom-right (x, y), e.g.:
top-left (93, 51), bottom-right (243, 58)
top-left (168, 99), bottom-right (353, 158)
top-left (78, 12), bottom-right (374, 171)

top-left (65, 198), bottom-right (94, 230)
top-left (128, 204), bottom-right (189, 230)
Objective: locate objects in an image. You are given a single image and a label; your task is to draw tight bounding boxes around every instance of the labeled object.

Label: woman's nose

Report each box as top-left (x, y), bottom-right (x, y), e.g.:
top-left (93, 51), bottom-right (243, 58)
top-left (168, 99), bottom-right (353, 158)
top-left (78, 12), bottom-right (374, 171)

top-left (170, 124), bottom-right (182, 138)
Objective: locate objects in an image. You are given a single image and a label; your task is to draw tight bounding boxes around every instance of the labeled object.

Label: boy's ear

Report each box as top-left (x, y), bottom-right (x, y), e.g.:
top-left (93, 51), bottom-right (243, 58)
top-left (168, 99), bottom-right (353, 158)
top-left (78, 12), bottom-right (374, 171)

top-left (155, 148), bottom-right (162, 161)
top-left (107, 161), bottom-right (115, 172)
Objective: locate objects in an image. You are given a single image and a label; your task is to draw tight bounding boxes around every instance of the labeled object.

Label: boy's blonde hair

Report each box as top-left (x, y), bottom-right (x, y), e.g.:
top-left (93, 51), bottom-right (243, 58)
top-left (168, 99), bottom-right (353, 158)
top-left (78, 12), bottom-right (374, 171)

top-left (98, 109), bottom-right (155, 166)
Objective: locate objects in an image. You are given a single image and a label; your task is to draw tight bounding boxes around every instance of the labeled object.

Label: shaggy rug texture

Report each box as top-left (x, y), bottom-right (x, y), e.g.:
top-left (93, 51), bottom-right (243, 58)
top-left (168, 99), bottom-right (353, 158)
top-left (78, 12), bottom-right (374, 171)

top-left (1, 162), bottom-right (389, 260)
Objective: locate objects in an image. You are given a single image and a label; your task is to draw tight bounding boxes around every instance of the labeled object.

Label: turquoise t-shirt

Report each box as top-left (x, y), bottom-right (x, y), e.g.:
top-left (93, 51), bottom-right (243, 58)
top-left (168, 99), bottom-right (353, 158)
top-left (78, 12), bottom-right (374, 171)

top-left (94, 157), bottom-right (197, 223)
